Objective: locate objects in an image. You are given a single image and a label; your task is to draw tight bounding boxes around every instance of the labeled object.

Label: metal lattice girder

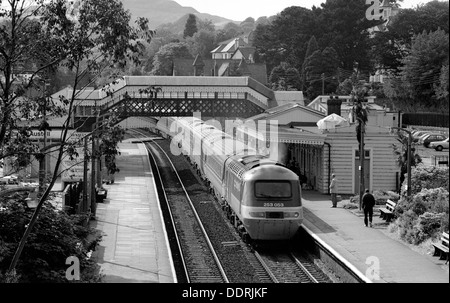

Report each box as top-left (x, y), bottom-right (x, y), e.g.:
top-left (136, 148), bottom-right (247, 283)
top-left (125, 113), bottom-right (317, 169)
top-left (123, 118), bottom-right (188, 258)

top-left (100, 97), bottom-right (265, 119)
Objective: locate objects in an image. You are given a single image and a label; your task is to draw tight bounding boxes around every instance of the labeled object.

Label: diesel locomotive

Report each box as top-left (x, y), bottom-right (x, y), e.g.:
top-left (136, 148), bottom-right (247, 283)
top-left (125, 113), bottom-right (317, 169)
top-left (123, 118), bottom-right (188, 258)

top-left (156, 116), bottom-right (303, 242)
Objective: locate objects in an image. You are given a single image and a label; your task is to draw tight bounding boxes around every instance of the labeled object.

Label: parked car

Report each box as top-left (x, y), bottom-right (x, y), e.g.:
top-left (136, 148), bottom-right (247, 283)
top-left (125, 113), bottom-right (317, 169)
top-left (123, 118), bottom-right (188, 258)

top-left (428, 138), bottom-right (449, 151)
top-left (0, 175), bottom-right (19, 185)
top-left (412, 131), bottom-right (430, 143)
top-left (419, 133), bottom-right (447, 147)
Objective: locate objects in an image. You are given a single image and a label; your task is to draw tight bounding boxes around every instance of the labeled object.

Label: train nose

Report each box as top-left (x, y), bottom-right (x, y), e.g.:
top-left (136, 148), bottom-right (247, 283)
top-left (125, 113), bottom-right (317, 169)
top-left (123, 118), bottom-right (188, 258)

top-left (245, 219), bottom-right (301, 240)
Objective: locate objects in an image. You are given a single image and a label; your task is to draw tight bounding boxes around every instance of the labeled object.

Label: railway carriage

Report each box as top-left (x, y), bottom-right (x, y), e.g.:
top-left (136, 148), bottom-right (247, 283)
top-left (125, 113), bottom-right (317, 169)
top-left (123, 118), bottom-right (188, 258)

top-left (156, 116), bottom-right (303, 242)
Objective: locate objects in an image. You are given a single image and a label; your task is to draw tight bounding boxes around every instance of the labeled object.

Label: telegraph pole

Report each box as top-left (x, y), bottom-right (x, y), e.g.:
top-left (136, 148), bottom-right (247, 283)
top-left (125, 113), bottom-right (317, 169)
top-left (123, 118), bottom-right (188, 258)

top-left (321, 73), bottom-right (325, 95)
top-left (359, 123), bottom-right (365, 211)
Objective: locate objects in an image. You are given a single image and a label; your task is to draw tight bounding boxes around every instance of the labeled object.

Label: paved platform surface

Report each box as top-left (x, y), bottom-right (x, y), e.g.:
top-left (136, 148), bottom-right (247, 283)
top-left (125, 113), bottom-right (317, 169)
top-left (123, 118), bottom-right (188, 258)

top-left (90, 142), bottom-right (176, 283)
top-left (301, 191), bottom-right (449, 283)
top-left (87, 141), bottom-right (447, 283)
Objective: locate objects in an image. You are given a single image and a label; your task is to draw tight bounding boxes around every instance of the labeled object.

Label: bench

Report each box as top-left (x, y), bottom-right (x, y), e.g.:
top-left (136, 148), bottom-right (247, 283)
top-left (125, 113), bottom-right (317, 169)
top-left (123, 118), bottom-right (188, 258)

top-left (432, 232), bottom-right (449, 264)
top-left (379, 199), bottom-right (397, 222)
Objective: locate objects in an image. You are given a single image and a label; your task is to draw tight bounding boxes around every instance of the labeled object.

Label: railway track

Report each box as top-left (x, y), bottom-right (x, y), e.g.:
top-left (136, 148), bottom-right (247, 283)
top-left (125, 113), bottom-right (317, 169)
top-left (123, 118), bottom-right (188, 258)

top-left (254, 250), bottom-right (328, 283)
top-left (129, 130), bottom-right (229, 283)
top-left (126, 129), bottom-right (333, 283)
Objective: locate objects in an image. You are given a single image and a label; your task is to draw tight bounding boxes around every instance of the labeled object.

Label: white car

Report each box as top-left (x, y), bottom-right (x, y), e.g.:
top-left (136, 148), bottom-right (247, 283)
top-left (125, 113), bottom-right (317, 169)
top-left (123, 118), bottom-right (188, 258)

top-left (428, 138), bottom-right (449, 151)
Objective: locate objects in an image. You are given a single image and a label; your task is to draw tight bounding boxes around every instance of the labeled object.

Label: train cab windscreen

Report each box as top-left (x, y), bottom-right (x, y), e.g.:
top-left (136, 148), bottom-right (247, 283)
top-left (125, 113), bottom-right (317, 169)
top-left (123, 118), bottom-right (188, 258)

top-left (254, 181), bottom-right (292, 198)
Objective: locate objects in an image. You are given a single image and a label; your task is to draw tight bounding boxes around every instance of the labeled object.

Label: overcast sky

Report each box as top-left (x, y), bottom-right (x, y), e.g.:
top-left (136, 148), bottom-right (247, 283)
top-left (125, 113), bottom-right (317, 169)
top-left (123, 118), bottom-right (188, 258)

top-left (174, 0), bottom-right (437, 21)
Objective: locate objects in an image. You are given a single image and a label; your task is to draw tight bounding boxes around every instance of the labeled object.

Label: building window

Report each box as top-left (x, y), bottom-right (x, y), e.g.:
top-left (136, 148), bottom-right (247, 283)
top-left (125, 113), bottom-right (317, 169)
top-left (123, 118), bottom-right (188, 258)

top-left (355, 150), bottom-right (370, 158)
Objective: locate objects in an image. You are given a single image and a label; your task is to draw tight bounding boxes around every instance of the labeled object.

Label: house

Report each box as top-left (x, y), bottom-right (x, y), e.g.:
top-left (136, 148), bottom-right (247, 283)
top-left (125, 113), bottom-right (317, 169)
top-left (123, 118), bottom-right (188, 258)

top-left (368, 0), bottom-right (400, 34)
top-left (307, 95), bottom-right (400, 128)
top-left (172, 36), bottom-right (268, 85)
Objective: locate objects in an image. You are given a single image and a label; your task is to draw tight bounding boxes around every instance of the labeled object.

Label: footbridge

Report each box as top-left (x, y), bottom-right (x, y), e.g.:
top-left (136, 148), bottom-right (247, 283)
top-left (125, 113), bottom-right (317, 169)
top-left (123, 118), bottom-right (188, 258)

top-left (71, 76), bottom-right (304, 131)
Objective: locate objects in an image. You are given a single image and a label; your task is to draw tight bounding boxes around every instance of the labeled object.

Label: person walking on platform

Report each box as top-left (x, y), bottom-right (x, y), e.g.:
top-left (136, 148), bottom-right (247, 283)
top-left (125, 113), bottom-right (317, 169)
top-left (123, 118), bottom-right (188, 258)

top-left (362, 189), bottom-right (376, 227)
top-left (329, 174), bottom-right (338, 208)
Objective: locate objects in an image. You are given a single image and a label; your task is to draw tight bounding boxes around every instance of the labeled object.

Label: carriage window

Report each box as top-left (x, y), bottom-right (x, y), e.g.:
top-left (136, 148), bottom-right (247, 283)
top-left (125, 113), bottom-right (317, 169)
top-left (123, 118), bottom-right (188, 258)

top-left (255, 181), bottom-right (292, 198)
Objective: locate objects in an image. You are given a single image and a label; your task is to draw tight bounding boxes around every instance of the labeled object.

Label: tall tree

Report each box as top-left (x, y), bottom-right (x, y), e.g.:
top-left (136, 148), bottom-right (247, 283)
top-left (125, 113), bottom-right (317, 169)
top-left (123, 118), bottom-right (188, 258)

top-left (150, 42), bottom-right (192, 75)
top-left (187, 29), bottom-right (216, 59)
top-left (269, 62), bottom-right (301, 91)
top-left (0, 0), bottom-right (152, 275)
top-left (183, 14), bottom-right (198, 39)
top-left (316, 0), bottom-right (380, 72)
top-left (370, 1), bottom-right (449, 74)
top-left (301, 36), bottom-right (319, 90)
top-left (303, 46), bottom-right (340, 100)
top-left (402, 28), bottom-right (449, 109)
top-left (269, 6), bottom-right (320, 72)
top-left (385, 28), bottom-right (449, 111)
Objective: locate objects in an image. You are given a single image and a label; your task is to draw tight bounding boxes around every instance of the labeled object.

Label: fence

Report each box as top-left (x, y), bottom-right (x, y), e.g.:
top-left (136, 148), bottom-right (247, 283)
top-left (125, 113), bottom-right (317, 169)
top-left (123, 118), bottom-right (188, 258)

top-left (433, 156), bottom-right (449, 167)
top-left (402, 112), bottom-right (449, 128)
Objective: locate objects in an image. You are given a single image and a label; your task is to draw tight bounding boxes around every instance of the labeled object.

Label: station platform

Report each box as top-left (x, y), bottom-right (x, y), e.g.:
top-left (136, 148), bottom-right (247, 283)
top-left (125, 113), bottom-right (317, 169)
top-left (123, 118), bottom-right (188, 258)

top-left (301, 191), bottom-right (449, 283)
top-left (89, 141), bottom-right (447, 284)
top-left (90, 142), bottom-right (176, 283)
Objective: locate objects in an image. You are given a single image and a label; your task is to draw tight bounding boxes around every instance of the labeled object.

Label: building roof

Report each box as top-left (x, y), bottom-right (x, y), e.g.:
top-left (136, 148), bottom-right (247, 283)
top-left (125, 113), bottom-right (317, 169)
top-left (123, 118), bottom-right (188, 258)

top-left (265, 102), bottom-right (324, 117)
top-left (211, 37), bottom-right (249, 54)
top-left (233, 47), bottom-right (256, 60)
top-left (172, 57), bottom-right (268, 85)
top-left (237, 123), bottom-right (326, 145)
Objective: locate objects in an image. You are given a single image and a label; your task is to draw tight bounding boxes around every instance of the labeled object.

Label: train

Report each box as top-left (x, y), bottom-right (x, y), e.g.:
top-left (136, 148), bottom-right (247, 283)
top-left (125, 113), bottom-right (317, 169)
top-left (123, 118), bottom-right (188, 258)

top-left (156, 116), bottom-right (303, 243)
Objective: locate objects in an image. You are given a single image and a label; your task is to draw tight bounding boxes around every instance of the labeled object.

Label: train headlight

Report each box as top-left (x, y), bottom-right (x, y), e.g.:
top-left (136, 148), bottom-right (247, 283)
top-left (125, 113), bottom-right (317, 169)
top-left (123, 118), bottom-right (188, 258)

top-left (249, 212), bottom-right (266, 218)
top-left (283, 212), bottom-right (300, 218)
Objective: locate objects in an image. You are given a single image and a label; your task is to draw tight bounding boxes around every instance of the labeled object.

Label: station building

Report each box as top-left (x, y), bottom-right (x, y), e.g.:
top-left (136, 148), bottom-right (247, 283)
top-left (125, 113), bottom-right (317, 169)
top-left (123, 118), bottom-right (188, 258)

top-left (235, 96), bottom-right (401, 195)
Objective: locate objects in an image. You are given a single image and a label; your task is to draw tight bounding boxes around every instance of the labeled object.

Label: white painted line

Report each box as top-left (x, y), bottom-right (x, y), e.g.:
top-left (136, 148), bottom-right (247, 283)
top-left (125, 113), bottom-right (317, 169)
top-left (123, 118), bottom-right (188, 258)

top-left (140, 142), bottom-right (178, 283)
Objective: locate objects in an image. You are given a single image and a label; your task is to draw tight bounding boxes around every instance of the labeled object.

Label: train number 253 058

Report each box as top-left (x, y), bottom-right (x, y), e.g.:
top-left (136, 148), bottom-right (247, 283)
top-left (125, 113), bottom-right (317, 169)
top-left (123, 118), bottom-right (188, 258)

top-left (263, 202), bottom-right (284, 207)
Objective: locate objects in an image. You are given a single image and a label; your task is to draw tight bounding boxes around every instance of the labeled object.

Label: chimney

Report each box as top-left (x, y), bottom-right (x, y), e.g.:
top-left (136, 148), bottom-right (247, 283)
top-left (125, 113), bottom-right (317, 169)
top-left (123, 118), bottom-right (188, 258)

top-left (327, 96), bottom-right (342, 116)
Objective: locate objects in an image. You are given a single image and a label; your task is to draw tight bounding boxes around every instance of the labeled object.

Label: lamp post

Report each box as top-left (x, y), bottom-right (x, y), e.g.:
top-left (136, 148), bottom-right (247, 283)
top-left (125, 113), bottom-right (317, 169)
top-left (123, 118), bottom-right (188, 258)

top-left (391, 127), bottom-right (412, 197)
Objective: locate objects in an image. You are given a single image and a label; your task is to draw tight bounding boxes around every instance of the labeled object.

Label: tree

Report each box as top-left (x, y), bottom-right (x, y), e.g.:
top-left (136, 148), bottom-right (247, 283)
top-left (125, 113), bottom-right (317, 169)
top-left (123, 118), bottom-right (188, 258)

top-left (0, 191), bottom-right (102, 282)
top-left (301, 36), bottom-right (319, 90)
top-left (240, 17), bottom-right (255, 33)
top-left (265, 6), bottom-right (320, 72)
top-left (434, 64), bottom-right (449, 101)
top-left (0, 0), bottom-right (152, 276)
top-left (215, 22), bottom-right (242, 44)
top-left (400, 29), bottom-right (449, 110)
top-left (370, 1), bottom-right (449, 75)
top-left (383, 28), bottom-right (449, 111)
top-left (303, 47), bottom-right (340, 100)
top-left (187, 29), bottom-right (216, 59)
top-left (269, 62), bottom-right (301, 91)
top-left (316, 0), bottom-right (380, 72)
top-left (183, 14), bottom-right (198, 39)
top-left (150, 42), bottom-right (192, 75)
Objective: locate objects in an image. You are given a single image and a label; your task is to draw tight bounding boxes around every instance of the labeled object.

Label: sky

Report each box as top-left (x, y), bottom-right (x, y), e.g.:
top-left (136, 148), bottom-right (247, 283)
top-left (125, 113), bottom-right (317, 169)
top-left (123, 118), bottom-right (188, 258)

top-left (174, 0), bottom-right (438, 21)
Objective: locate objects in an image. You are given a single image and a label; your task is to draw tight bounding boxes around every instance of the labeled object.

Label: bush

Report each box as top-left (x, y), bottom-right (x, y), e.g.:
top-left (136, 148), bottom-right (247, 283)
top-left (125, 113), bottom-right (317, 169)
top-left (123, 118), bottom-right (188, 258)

top-left (392, 186), bottom-right (449, 245)
top-left (349, 190), bottom-right (400, 205)
top-left (417, 212), bottom-right (445, 238)
top-left (402, 166), bottom-right (449, 196)
top-left (341, 200), bottom-right (359, 209)
top-left (0, 192), bottom-right (103, 283)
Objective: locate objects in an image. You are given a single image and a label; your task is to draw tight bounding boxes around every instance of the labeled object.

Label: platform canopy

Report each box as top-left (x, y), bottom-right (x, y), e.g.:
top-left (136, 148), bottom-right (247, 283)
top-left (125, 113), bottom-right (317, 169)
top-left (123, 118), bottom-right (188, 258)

top-left (316, 113), bottom-right (350, 130)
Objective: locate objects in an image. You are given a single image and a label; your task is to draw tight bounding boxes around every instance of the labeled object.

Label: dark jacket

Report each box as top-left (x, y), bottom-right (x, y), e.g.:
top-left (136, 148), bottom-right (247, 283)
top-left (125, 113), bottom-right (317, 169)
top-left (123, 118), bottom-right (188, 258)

top-left (362, 193), bottom-right (375, 209)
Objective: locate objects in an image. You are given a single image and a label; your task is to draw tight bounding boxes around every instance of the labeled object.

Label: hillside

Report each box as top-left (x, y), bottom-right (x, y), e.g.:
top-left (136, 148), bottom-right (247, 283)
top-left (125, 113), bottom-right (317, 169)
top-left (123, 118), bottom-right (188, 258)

top-left (121, 0), bottom-right (235, 30)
